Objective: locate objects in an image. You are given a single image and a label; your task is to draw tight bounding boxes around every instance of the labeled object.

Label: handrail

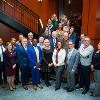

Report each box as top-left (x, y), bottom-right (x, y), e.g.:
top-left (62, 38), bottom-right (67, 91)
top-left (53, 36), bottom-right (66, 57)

top-left (0, 0), bottom-right (40, 34)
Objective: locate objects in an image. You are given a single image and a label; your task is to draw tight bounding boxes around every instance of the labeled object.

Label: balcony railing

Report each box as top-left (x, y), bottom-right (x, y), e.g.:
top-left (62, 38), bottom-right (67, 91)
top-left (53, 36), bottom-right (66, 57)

top-left (0, 0), bottom-right (40, 34)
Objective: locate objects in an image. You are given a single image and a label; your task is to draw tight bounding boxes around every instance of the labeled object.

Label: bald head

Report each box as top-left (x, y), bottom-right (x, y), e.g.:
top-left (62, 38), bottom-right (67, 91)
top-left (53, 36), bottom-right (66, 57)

top-left (52, 31), bottom-right (57, 39)
top-left (63, 32), bottom-right (68, 41)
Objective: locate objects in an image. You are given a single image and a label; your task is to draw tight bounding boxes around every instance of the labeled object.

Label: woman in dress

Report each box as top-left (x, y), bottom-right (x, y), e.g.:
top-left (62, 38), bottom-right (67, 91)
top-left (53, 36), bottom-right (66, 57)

top-left (3, 42), bottom-right (16, 91)
top-left (42, 39), bottom-right (53, 86)
top-left (90, 42), bottom-right (100, 96)
top-left (52, 41), bottom-right (66, 90)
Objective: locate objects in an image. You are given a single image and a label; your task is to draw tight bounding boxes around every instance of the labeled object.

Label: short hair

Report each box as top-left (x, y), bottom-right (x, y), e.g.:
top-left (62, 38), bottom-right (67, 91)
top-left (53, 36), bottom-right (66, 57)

top-left (68, 39), bottom-right (75, 44)
top-left (81, 33), bottom-right (86, 36)
top-left (28, 32), bottom-right (33, 36)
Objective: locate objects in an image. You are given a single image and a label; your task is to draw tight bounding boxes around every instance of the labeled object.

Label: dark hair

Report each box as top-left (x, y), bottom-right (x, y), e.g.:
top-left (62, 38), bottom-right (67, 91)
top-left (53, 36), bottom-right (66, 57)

top-left (81, 33), bottom-right (86, 36)
top-left (6, 42), bottom-right (13, 51)
top-left (56, 40), bottom-right (64, 49)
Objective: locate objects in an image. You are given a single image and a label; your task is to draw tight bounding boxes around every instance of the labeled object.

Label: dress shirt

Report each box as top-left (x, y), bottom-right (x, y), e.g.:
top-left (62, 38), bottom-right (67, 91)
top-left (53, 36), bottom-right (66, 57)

top-left (52, 48), bottom-right (66, 66)
top-left (0, 45), bottom-right (5, 62)
top-left (67, 48), bottom-right (74, 64)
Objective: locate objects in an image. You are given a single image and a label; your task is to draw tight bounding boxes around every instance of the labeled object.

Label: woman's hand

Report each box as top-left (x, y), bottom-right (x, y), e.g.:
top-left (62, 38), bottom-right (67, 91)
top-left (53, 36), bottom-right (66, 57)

top-left (48, 63), bottom-right (53, 67)
top-left (91, 65), bottom-right (94, 71)
top-left (12, 64), bottom-right (16, 69)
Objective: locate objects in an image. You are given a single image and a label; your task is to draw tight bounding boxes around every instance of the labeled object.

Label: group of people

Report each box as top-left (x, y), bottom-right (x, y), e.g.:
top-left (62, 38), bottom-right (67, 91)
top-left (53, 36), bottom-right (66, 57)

top-left (0, 14), bottom-right (100, 97)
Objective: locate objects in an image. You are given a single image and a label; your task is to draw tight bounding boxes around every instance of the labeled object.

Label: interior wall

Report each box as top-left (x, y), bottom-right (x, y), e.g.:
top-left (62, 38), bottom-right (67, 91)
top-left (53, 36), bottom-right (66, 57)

top-left (82, 0), bottom-right (100, 49)
top-left (20, 0), bottom-right (58, 26)
top-left (0, 22), bottom-right (19, 42)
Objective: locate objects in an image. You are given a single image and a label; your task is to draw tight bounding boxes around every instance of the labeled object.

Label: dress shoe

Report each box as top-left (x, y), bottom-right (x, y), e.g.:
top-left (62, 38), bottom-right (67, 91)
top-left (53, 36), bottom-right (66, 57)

top-left (67, 88), bottom-right (75, 92)
top-left (46, 82), bottom-right (51, 87)
top-left (37, 84), bottom-right (43, 89)
top-left (63, 86), bottom-right (70, 90)
top-left (10, 89), bottom-right (14, 91)
top-left (82, 89), bottom-right (88, 94)
top-left (13, 86), bottom-right (16, 89)
top-left (55, 88), bottom-right (60, 91)
top-left (33, 85), bottom-right (37, 90)
top-left (10, 87), bottom-right (14, 91)
top-left (75, 85), bottom-right (83, 89)
top-left (23, 85), bottom-right (28, 90)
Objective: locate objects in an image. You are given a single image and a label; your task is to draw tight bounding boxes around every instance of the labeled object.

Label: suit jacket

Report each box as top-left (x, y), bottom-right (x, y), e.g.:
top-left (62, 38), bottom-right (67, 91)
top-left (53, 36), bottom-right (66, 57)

top-left (17, 45), bottom-right (29, 67)
top-left (27, 45), bottom-right (42, 68)
top-left (66, 49), bottom-right (80, 71)
top-left (50, 37), bottom-right (59, 50)
top-left (68, 33), bottom-right (77, 44)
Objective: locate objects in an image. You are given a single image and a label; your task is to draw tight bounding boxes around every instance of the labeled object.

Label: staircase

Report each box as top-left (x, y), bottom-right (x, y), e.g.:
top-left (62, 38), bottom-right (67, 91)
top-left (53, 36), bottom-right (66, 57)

top-left (0, 0), bottom-right (41, 37)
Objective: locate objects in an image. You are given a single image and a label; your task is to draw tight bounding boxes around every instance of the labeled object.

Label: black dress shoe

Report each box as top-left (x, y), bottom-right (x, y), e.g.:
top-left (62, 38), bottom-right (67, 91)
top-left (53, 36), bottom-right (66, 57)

top-left (45, 82), bottom-right (51, 87)
top-left (63, 86), bottom-right (70, 90)
top-left (82, 89), bottom-right (88, 94)
top-left (55, 88), bottom-right (60, 91)
top-left (75, 85), bottom-right (83, 89)
top-left (67, 88), bottom-right (75, 92)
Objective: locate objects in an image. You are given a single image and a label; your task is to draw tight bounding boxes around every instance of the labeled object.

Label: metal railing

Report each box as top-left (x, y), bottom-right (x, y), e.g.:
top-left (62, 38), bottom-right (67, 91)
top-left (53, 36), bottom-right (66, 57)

top-left (0, 0), bottom-right (40, 34)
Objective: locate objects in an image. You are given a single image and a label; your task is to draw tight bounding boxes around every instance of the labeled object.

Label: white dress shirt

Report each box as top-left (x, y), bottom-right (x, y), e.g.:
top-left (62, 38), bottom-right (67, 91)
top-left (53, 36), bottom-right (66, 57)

top-left (0, 45), bottom-right (6, 62)
top-left (52, 48), bottom-right (66, 66)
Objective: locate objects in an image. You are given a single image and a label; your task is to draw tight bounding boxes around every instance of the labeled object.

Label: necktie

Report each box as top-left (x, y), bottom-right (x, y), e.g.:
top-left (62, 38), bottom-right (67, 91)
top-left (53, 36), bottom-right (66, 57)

top-left (54, 39), bottom-right (56, 47)
top-left (56, 49), bottom-right (58, 64)
top-left (34, 47), bottom-right (40, 63)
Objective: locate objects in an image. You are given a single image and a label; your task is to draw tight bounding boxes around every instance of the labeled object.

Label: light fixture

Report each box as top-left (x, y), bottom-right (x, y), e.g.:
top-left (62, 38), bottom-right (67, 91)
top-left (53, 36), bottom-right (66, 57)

top-left (37, 0), bottom-right (43, 3)
top-left (68, 0), bottom-right (72, 5)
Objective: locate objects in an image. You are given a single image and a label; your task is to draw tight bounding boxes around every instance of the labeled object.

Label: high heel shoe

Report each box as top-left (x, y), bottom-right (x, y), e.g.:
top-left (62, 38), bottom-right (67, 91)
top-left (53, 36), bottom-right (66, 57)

top-left (13, 86), bottom-right (16, 89)
top-left (10, 87), bottom-right (14, 91)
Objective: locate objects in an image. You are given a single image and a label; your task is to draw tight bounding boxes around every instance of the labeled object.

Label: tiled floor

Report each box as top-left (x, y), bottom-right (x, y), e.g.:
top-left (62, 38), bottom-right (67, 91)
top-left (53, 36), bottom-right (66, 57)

top-left (0, 81), bottom-right (100, 100)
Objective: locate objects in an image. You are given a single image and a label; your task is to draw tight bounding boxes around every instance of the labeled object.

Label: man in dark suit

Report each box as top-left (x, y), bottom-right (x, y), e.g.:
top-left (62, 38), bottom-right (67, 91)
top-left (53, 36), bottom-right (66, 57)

top-left (66, 40), bottom-right (80, 92)
top-left (50, 31), bottom-right (58, 50)
top-left (17, 38), bottom-right (29, 90)
top-left (0, 38), bottom-right (6, 86)
top-left (14, 34), bottom-right (24, 85)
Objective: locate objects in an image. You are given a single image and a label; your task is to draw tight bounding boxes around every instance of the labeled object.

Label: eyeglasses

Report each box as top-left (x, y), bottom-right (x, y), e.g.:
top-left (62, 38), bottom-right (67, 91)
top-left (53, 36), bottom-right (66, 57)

top-left (68, 44), bottom-right (73, 45)
top-left (84, 39), bottom-right (90, 41)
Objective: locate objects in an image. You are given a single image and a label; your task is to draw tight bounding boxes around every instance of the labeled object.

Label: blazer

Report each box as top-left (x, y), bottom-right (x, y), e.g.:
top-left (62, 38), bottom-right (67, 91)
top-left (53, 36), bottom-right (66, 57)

top-left (50, 37), bottom-right (59, 50)
top-left (91, 51), bottom-right (100, 70)
top-left (27, 45), bottom-right (42, 67)
top-left (66, 49), bottom-right (80, 71)
top-left (68, 33), bottom-right (77, 44)
top-left (17, 45), bottom-right (29, 67)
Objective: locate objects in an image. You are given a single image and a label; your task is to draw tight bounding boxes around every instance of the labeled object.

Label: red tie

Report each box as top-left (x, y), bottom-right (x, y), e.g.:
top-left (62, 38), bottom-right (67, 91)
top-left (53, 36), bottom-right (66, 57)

top-left (56, 49), bottom-right (58, 64)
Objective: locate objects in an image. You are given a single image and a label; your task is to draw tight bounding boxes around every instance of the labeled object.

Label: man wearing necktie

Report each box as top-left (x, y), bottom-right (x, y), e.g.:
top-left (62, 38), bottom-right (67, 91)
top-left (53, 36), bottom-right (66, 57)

top-left (17, 38), bottom-right (29, 90)
top-left (66, 40), bottom-right (79, 92)
top-left (0, 38), bottom-right (6, 86)
top-left (27, 39), bottom-right (43, 90)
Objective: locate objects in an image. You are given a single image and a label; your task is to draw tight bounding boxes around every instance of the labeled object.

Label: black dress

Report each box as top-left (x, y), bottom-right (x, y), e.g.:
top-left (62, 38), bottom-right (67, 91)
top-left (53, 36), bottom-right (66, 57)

top-left (42, 48), bottom-right (53, 86)
top-left (42, 48), bottom-right (53, 72)
top-left (3, 51), bottom-right (16, 76)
